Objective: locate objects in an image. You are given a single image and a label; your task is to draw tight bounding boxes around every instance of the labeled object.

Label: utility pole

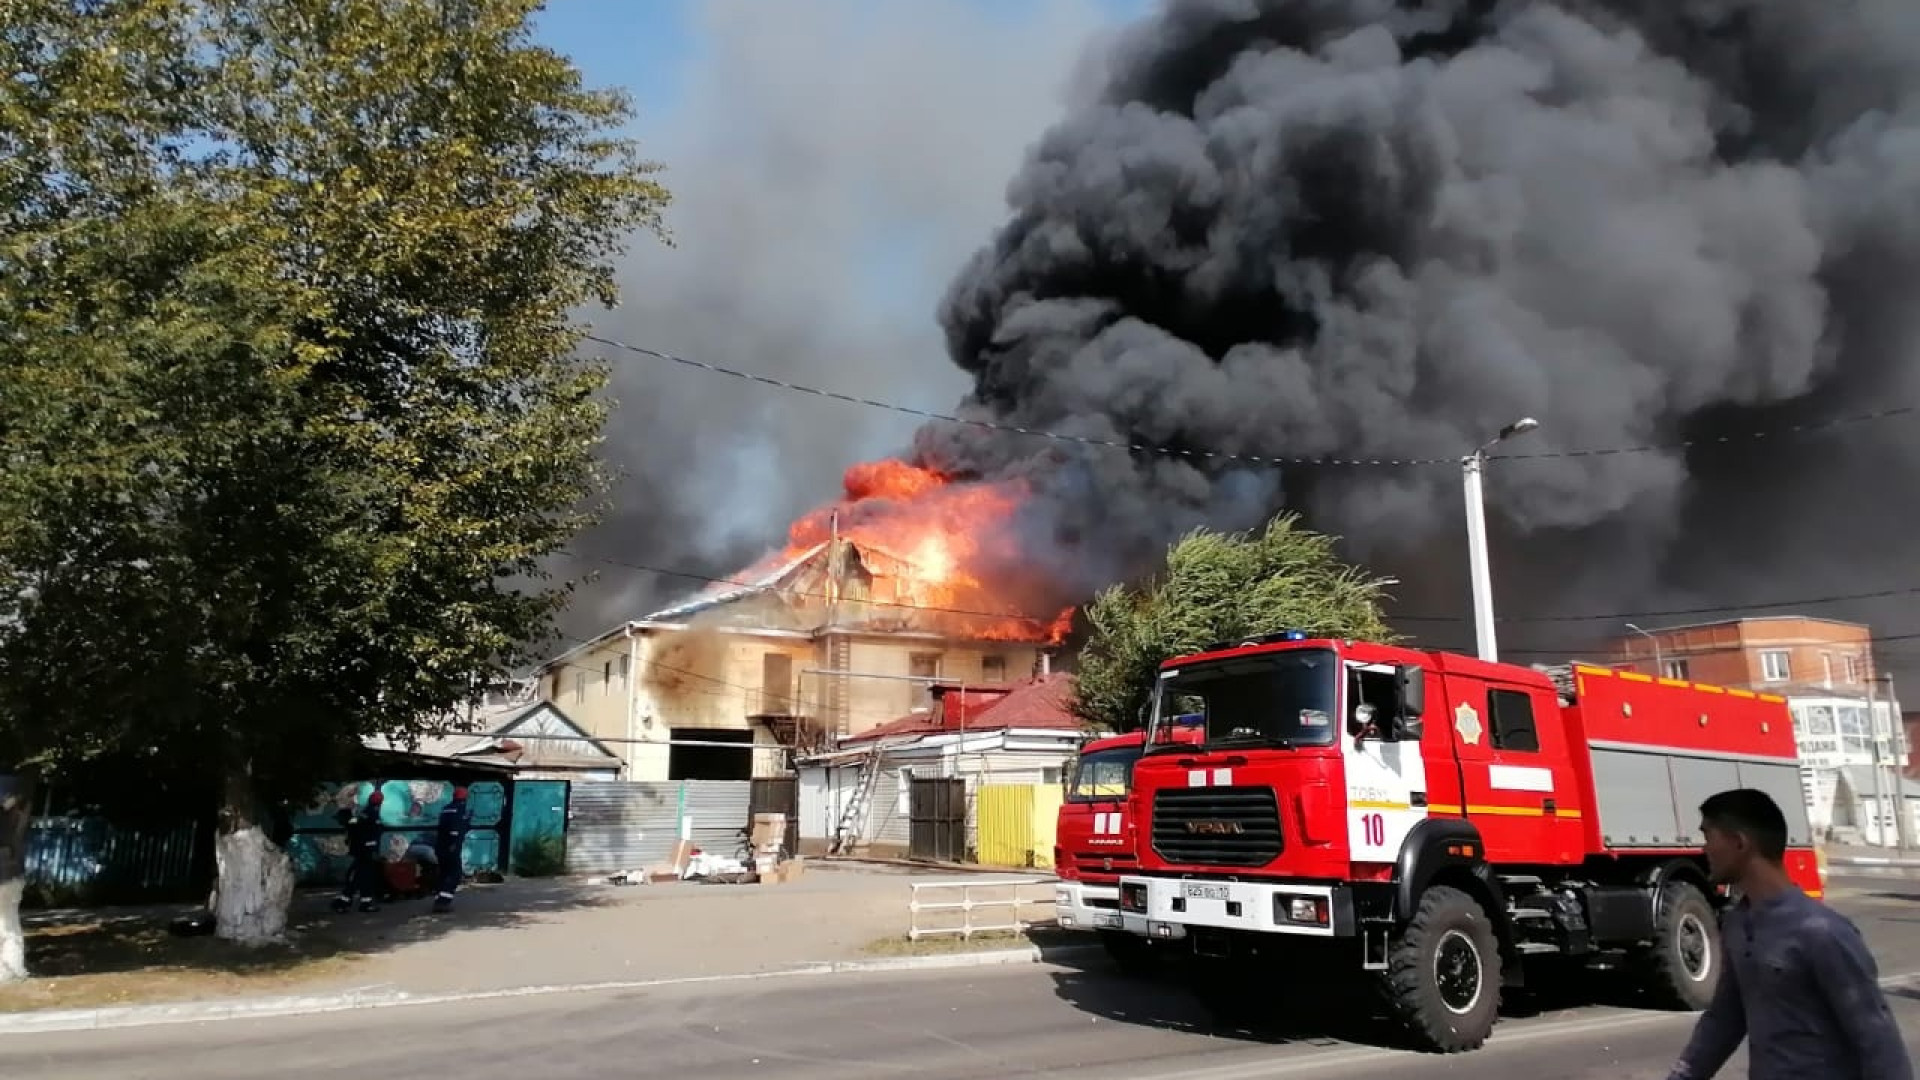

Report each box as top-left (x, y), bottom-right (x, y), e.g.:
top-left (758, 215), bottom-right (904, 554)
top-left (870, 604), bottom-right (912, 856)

top-left (1866, 674), bottom-right (1896, 848)
top-left (1462, 417), bottom-right (1540, 663)
top-left (1888, 673), bottom-right (1910, 853)
top-left (1625, 623), bottom-right (1662, 675)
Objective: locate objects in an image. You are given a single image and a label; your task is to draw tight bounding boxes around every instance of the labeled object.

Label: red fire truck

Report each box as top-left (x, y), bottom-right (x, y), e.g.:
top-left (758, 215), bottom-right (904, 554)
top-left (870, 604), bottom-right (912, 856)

top-left (1115, 632), bottom-right (1820, 1052)
top-left (1053, 719), bottom-right (1202, 971)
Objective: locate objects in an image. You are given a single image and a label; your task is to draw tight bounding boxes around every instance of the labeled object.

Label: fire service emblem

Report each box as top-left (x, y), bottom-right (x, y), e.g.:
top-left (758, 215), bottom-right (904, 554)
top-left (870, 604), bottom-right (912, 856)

top-left (1453, 701), bottom-right (1484, 746)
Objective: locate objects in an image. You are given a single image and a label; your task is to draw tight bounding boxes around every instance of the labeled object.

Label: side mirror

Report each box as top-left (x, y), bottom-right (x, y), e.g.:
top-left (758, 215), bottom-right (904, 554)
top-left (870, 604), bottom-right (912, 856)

top-left (1347, 703), bottom-right (1377, 739)
top-left (1395, 665), bottom-right (1426, 739)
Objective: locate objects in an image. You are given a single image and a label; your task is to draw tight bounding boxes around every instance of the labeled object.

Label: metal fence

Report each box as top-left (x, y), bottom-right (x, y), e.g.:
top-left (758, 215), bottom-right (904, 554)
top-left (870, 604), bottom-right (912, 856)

top-left (564, 780), bottom-right (753, 874)
top-left (25, 817), bottom-right (201, 905)
top-left (907, 876), bottom-right (1059, 941)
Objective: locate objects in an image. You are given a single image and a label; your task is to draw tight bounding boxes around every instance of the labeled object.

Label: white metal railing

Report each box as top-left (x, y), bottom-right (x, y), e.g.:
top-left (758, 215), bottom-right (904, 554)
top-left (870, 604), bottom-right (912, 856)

top-left (907, 876), bottom-right (1060, 941)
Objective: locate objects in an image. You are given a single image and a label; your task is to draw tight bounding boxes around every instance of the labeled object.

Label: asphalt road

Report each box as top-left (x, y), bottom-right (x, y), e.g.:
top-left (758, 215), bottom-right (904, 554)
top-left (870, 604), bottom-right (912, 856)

top-left (6, 881), bottom-right (1920, 1079)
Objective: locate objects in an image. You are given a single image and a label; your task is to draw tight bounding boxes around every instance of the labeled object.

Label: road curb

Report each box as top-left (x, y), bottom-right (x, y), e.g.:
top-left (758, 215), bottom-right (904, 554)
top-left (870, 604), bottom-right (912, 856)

top-left (0, 942), bottom-right (1104, 1036)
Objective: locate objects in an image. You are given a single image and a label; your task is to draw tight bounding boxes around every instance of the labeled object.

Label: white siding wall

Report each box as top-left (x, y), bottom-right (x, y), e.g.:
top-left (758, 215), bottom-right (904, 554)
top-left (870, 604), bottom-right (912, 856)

top-left (797, 765), bottom-right (860, 844)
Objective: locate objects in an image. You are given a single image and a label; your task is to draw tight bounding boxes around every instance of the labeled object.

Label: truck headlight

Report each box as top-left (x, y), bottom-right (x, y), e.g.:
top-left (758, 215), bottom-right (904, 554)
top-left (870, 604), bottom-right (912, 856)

top-left (1277, 894), bottom-right (1328, 926)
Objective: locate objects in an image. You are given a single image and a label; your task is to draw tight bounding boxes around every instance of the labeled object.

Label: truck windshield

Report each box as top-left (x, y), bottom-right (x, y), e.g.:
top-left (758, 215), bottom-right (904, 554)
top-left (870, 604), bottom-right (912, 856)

top-left (1149, 648), bottom-right (1339, 750)
top-left (1064, 745), bottom-right (1142, 803)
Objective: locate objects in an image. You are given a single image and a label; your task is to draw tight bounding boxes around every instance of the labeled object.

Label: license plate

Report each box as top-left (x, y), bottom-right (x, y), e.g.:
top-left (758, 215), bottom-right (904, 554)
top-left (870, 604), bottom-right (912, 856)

top-left (1182, 882), bottom-right (1230, 901)
top-left (1092, 912), bottom-right (1121, 928)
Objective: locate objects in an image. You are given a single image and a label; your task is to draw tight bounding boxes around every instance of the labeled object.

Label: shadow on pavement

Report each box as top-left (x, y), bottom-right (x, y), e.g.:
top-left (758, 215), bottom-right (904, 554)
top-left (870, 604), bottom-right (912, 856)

top-left (1049, 952), bottom-right (1686, 1053)
top-left (1048, 954), bottom-right (1399, 1051)
top-left (19, 877), bottom-right (610, 986)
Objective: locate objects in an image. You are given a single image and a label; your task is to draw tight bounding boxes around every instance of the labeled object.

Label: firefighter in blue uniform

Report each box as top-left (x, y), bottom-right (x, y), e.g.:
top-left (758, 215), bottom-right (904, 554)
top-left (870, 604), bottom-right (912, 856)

top-left (433, 786), bottom-right (472, 913)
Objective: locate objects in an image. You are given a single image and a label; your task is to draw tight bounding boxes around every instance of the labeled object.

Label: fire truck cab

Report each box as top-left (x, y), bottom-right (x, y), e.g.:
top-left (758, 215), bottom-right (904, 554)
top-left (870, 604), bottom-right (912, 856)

top-left (1053, 717), bottom-right (1202, 972)
top-left (1116, 632), bottom-right (1818, 1052)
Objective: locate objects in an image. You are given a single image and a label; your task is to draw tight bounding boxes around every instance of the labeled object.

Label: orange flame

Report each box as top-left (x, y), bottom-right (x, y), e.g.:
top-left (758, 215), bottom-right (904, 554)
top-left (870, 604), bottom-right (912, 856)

top-left (728, 459), bottom-right (1073, 648)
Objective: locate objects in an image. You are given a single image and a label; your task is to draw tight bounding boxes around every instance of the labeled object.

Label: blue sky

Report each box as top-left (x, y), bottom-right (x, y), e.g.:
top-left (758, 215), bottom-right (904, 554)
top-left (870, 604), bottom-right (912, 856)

top-left (534, 0), bottom-right (1152, 125)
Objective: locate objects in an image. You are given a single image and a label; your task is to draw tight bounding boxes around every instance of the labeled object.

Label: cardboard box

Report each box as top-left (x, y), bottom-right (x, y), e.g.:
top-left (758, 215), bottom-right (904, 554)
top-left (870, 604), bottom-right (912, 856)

top-left (749, 813), bottom-right (787, 853)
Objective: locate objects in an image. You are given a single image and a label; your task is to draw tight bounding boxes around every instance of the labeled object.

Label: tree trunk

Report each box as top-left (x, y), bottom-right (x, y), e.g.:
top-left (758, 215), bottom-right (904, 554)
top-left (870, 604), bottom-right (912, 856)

top-left (211, 767), bottom-right (294, 946)
top-left (0, 773), bottom-right (33, 983)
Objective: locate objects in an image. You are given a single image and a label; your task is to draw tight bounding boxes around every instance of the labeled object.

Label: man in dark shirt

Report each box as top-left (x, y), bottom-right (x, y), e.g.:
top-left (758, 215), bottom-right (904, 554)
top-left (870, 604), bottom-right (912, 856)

top-left (431, 785), bottom-right (471, 914)
top-left (1667, 787), bottom-right (1911, 1080)
top-left (330, 790), bottom-right (385, 914)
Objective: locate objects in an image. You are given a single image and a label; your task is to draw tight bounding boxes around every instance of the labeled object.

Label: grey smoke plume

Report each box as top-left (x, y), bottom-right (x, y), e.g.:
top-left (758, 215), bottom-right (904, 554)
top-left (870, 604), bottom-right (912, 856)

top-left (562, 0), bottom-right (1117, 634)
top-left (907, 0), bottom-right (1920, 669)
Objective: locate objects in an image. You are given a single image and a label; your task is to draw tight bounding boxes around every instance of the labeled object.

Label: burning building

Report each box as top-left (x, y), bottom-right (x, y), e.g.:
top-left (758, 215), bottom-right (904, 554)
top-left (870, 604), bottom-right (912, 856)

top-left (537, 461), bottom-right (1069, 782)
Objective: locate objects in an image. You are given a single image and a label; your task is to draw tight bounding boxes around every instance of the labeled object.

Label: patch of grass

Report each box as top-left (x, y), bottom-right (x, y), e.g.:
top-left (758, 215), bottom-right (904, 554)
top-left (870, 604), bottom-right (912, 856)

top-left (512, 834), bottom-right (567, 878)
top-left (862, 924), bottom-right (1079, 957)
top-left (0, 915), bottom-right (359, 1013)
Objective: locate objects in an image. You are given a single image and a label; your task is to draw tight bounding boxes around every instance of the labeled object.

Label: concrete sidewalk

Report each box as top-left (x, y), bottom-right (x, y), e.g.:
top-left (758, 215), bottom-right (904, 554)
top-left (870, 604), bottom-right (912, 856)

top-left (2, 862), bottom-right (1072, 1032)
top-left (330, 862), bottom-right (961, 995)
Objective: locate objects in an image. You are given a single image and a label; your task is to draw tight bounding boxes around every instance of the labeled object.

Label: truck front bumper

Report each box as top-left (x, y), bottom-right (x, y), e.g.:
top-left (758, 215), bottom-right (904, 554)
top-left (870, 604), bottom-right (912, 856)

top-left (1118, 875), bottom-right (1356, 940)
top-left (1054, 879), bottom-right (1123, 932)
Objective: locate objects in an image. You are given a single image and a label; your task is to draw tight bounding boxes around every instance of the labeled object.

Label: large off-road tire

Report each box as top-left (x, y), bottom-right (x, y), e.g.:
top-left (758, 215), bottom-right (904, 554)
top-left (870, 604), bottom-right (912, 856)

top-left (1636, 880), bottom-right (1720, 1011)
top-left (1384, 885), bottom-right (1502, 1053)
top-left (1100, 930), bottom-right (1159, 977)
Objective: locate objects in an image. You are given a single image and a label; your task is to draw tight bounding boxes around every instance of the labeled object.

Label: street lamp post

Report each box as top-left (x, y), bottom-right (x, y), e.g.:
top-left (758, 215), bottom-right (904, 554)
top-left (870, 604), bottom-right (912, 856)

top-left (1462, 417), bottom-right (1540, 663)
top-left (1625, 622), bottom-right (1663, 676)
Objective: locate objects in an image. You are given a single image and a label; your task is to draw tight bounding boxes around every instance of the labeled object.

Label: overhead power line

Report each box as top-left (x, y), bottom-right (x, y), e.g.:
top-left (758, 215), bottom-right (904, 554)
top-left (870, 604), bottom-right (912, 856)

top-left (580, 331), bottom-right (1916, 469)
top-left (562, 549), bottom-right (1920, 628)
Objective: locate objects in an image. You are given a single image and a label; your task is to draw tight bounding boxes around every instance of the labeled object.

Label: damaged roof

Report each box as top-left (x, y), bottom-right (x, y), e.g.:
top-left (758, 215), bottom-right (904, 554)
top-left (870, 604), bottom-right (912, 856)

top-left (643, 541), bottom-right (828, 622)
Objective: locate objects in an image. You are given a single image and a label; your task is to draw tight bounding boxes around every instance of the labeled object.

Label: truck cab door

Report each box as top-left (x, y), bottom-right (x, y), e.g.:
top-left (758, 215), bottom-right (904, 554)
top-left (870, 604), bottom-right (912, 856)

top-left (1342, 662), bottom-right (1430, 864)
top-left (1443, 679), bottom-right (1582, 864)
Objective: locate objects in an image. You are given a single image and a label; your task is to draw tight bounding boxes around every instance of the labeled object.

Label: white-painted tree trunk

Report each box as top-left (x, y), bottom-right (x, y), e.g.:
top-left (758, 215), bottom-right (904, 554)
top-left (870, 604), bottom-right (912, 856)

top-left (211, 825), bottom-right (295, 946)
top-left (0, 878), bottom-right (25, 983)
top-left (0, 773), bottom-right (31, 983)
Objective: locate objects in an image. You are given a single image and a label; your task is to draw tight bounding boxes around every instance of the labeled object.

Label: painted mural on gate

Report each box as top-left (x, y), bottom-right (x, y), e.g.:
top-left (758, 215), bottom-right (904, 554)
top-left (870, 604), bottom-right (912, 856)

top-left (287, 778), bottom-right (507, 885)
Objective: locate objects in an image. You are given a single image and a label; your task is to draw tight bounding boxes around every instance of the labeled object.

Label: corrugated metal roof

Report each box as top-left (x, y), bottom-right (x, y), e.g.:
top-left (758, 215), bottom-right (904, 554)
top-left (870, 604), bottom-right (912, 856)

top-left (365, 700), bottom-right (620, 773)
top-left (643, 542), bottom-right (828, 622)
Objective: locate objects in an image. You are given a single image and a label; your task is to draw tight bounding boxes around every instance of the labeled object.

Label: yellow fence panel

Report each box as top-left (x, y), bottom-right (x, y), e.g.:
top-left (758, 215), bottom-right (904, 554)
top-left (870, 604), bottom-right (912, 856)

top-left (976, 783), bottom-right (1063, 869)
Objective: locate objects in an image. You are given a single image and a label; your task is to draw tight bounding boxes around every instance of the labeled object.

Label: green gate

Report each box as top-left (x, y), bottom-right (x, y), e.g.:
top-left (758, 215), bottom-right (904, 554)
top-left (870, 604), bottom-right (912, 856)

top-left (508, 780), bottom-right (570, 876)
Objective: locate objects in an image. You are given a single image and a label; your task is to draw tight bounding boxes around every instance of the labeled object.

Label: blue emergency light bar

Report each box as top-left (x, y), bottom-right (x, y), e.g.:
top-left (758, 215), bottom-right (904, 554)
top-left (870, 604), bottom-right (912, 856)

top-left (1203, 628), bottom-right (1312, 652)
top-left (1170, 712), bottom-right (1204, 726)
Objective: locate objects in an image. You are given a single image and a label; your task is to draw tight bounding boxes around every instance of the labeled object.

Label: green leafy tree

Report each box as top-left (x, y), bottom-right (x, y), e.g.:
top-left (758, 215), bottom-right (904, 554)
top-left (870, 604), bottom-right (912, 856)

top-left (1071, 515), bottom-right (1398, 732)
top-left (0, 0), bottom-right (670, 963)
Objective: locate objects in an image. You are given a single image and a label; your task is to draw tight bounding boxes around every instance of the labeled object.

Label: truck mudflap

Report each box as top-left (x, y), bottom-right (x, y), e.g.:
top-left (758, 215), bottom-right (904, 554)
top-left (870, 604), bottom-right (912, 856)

top-left (1055, 879), bottom-right (1124, 932)
top-left (1118, 875), bottom-right (1357, 940)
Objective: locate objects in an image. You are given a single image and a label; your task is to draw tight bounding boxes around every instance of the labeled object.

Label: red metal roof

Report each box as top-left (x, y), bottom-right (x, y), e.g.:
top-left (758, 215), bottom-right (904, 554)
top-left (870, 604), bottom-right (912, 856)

top-left (843, 673), bottom-right (1080, 744)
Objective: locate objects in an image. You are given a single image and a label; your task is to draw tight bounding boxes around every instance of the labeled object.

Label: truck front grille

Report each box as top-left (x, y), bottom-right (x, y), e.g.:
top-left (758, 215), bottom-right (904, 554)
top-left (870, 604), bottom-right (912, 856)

top-left (1150, 786), bottom-right (1283, 867)
top-left (1070, 850), bottom-right (1138, 878)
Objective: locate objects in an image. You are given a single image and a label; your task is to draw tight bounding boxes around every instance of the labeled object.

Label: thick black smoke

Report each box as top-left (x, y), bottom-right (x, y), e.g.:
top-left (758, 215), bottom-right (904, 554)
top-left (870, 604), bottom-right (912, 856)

top-left (911, 0), bottom-right (1920, 673)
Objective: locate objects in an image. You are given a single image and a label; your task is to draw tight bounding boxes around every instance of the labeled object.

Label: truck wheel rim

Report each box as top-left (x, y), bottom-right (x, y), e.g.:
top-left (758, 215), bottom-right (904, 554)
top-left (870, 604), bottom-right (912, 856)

top-left (1677, 912), bottom-right (1712, 982)
top-left (1433, 929), bottom-right (1484, 1015)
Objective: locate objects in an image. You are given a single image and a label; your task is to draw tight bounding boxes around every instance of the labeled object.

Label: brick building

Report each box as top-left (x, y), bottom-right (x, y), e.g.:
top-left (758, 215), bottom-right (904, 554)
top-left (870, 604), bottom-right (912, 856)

top-left (1613, 615), bottom-right (1874, 689)
top-left (1609, 616), bottom-right (1909, 844)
